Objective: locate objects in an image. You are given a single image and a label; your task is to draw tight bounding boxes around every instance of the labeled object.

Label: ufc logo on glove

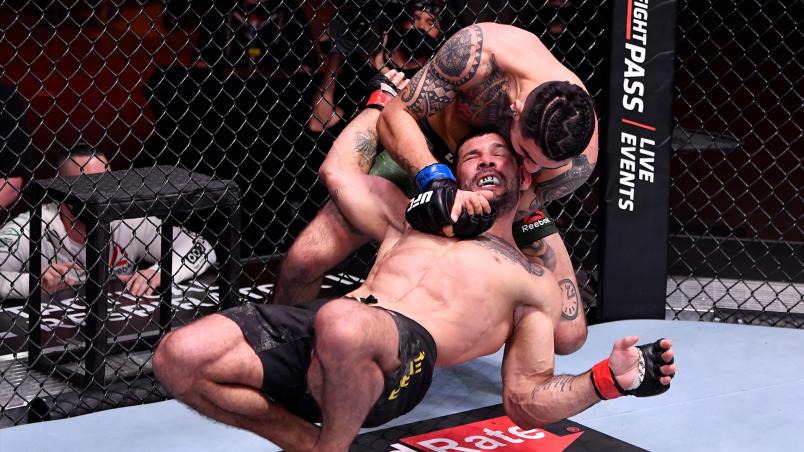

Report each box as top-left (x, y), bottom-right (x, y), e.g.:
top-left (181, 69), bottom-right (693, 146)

top-left (407, 191), bottom-right (433, 211)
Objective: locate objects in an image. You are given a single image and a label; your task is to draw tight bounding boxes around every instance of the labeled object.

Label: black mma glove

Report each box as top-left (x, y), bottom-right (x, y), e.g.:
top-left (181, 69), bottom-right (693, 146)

top-left (364, 73), bottom-right (399, 111)
top-left (405, 178), bottom-right (457, 235)
top-left (407, 163), bottom-right (497, 238)
top-left (452, 206), bottom-right (497, 239)
top-left (621, 339), bottom-right (674, 397)
top-left (591, 338), bottom-right (674, 400)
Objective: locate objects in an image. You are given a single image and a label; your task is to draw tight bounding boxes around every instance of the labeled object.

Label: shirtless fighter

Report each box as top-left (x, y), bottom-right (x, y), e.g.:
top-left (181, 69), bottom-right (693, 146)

top-left (154, 121), bottom-right (675, 451)
top-left (276, 31), bottom-right (594, 350)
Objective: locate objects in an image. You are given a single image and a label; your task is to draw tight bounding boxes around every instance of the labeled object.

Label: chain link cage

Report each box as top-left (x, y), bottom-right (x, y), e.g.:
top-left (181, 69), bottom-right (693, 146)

top-left (667, 0), bottom-right (803, 327)
top-left (0, 0), bottom-right (606, 427)
top-left (0, 0), bottom-right (796, 433)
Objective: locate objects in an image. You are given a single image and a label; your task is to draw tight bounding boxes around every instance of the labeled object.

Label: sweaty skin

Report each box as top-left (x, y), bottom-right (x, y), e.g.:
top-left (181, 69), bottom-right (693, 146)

top-left (153, 132), bottom-right (675, 452)
top-left (378, 23), bottom-right (596, 353)
top-left (379, 22), bottom-right (599, 219)
top-left (324, 132), bottom-right (554, 368)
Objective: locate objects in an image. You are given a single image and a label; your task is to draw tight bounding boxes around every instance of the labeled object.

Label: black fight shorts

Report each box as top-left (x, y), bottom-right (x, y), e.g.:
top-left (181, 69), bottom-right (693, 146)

top-left (219, 298), bottom-right (437, 428)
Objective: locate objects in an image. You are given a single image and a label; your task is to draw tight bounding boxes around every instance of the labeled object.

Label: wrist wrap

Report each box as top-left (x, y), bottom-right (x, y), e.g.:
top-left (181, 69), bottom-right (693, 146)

top-left (591, 359), bottom-right (624, 400)
top-left (365, 90), bottom-right (395, 111)
top-left (416, 163), bottom-right (455, 190)
top-left (512, 209), bottom-right (559, 248)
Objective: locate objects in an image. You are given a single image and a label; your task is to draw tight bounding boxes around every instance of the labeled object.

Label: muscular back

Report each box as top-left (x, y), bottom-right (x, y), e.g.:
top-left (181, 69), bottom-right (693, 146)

top-left (349, 227), bottom-right (559, 368)
top-left (413, 23), bottom-right (583, 145)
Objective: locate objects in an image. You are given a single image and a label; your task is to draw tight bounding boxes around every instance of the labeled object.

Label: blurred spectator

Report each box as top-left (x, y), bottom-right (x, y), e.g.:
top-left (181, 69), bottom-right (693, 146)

top-left (375, 2), bottom-right (444, 77)
top-left (0, 83), bottom-right (32, 212)
top-left (451, 0), bottom-right (531, 28)
top-left (307, 0), bottom-right (444, 133)
top-left (0, 145), bottom-right (217, 299)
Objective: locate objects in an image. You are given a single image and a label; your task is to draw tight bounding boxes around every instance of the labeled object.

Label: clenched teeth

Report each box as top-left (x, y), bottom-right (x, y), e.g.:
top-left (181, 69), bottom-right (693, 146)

top-left (479, 176), bottom-right (500, 187)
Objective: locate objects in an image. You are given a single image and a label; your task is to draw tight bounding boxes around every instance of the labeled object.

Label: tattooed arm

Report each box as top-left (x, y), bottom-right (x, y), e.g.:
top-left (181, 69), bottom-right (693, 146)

top-left (521, 154), bottom-right (596, 212)
top-left (378, 25), bottom-right (485, 176)
top-left (501, 306), bottom-right (599, 428)
top-left (518, 229), bottom-right (587, 355)
top-left (319, 109), bottom-right (408, 240)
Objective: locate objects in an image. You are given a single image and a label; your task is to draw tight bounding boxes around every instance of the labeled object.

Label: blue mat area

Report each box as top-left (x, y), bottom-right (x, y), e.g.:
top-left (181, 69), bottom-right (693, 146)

top-left (2, 320), bottom-right (803, 451)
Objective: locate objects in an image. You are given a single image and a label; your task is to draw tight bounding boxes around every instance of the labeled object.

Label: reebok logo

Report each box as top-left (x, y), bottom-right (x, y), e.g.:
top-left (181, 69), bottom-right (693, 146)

top-left (520, 211), bottom-right (551, 232)
top-left (524, 210), bottom-right (545, 224)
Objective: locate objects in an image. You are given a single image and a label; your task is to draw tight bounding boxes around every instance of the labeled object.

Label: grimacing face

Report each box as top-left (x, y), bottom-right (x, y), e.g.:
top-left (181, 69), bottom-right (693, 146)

top-left (455, 132), bottom-right (525, 212)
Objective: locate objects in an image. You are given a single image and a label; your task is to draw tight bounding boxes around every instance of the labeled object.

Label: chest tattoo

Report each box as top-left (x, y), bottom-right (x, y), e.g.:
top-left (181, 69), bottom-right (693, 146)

top-left (474, 234), bottom-right (544, 276)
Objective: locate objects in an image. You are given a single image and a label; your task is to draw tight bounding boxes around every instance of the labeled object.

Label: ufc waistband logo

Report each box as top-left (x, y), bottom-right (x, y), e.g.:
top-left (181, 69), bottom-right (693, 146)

top-left (407, 191), bottom-right (433, 211)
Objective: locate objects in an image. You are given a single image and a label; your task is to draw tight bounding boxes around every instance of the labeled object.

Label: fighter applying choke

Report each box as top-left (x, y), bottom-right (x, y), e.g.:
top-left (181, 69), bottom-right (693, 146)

top-left (154, 108), bottom-right (676, 451)
top-left (276, 24), bottom-right (597, 354)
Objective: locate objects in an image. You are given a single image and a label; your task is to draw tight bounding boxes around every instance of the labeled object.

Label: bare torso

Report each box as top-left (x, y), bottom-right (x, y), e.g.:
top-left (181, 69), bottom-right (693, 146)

top-left (347, 226), bottom-right (555, 367)
top-left (425, 22), bottom-right (597, 213)
top-left (429, 23), bottom-right (584, 149)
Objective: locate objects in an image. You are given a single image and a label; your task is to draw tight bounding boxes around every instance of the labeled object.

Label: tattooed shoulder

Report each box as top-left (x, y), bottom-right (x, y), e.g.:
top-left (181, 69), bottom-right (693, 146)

top-left (528, 154), bottom-right (593, 209)
top-left (473, 234), bottom-right (544, 277)
top-left (402, 26), bottom-right (484, 118)
top-left (433, 25), bottom-right (483, 83)
top-left (456, 53), bottom-right (511, 129)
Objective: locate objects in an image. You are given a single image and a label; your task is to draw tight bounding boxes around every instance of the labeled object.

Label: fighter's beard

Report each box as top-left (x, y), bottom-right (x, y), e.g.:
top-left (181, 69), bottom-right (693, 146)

top-left (490, 189), bottom-right (518, 214)
top-left (462, 179), bottom-right (520, 215)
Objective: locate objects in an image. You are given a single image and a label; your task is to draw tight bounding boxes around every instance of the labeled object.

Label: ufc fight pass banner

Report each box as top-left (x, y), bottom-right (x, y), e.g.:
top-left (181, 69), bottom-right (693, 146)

top-left (600, 0), bottom-right (678, 320)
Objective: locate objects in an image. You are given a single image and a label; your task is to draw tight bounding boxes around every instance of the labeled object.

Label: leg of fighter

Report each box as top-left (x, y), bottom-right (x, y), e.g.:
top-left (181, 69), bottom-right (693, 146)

top-left (275, 104), bottom-right (387, 305)
top-left (308, 299), bottom-right (401, 451)
top-left (153, 314), bottom-right (319, 451)
top-left (273, 200), bottom-right (370, 305)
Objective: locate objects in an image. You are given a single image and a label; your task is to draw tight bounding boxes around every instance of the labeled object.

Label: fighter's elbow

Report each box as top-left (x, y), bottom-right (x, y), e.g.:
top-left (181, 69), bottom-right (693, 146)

top-left (503, 390), bottom-right (550, 430)
top-left (554, 327), bottom-right (587, 356)
top-left (318, 159), bottom-right (333, 184)
top-left (318, 162), bottom-right (339, 194)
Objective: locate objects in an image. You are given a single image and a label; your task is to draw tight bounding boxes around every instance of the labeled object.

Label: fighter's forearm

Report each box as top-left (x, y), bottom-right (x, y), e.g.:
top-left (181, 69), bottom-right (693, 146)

top-left (376, 104), bottom-right (436, 177)
top-left (319, 108), bottom-right (382, 180)
top-left (526, 154), bottom-right (595, 210)
top-left (505, 372), bottom-right (599, 428)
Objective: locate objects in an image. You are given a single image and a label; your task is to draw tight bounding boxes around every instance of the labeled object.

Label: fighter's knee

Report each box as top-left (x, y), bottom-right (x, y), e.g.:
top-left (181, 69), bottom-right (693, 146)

top-left (314, 300), bottom-right (368, 359)
top-left (153, 320), bottom-right (224, 395)
top-left (154, 330), bottom-right (196, 392)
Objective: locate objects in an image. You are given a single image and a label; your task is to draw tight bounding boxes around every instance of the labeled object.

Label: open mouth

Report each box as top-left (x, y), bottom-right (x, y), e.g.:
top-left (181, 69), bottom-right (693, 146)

top-left (476, 172), bottom-right (503, 188)
top-left (478, 176), bottom-right (500, 187)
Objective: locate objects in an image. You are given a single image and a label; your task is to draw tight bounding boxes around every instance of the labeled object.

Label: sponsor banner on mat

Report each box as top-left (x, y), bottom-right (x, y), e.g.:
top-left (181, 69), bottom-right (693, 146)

top-left (354, 405), bottom-right (645, 451)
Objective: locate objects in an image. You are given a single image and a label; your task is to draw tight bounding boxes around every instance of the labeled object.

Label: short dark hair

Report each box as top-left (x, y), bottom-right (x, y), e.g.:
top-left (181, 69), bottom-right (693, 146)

top-left (521, 81), bottom-right (595, 161)
top-left (56, 143), bottom-right (108, 168)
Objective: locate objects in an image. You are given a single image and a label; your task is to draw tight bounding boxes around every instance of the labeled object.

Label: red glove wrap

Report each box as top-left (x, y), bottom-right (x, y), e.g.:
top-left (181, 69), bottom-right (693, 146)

top-left (591, 359), bottom-right (624, 400)
top-left (365, 90), bottom-right (395, 111)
